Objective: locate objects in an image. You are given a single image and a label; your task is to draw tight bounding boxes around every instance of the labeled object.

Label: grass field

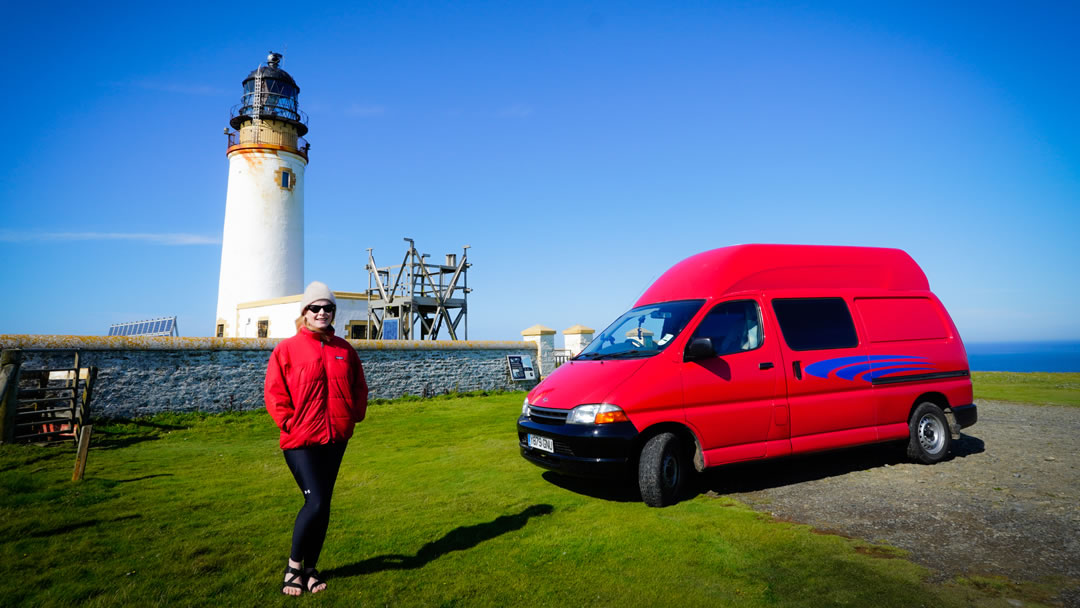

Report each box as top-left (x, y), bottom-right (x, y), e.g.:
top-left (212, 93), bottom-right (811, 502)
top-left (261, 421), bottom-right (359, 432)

top-left (972, 371), bottom-right (1079, 406)
top-left (0, 389), bottom-right (1072, 607)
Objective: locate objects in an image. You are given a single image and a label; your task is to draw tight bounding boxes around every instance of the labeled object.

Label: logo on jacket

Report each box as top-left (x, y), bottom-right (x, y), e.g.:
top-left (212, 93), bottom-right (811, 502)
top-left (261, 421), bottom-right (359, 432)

top-left (805, 355), bottom-right (937, 382)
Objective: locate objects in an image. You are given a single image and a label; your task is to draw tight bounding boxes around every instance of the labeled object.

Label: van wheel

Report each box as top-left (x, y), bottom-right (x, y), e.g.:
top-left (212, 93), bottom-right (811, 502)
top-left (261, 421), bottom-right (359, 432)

top-left (639, 433), bottom-right (686, 507)
top-left (907, 402), bottom-right (951, 464)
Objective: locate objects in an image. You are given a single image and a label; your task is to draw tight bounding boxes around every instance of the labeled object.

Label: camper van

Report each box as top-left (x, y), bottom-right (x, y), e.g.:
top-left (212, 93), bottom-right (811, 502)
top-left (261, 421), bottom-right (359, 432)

top-left (517, 244), bottom-right (977, 507)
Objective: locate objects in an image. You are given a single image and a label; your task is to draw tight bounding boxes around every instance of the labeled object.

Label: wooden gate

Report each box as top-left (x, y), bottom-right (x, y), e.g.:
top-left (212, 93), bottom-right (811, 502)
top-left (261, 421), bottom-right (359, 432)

top-left (0, 349), bottom-right (96, 444)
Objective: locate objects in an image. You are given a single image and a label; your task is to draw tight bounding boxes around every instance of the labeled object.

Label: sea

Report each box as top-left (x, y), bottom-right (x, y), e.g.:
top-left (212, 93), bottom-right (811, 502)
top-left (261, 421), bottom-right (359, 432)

top-left (966, 341), bottom-right (1080, 373)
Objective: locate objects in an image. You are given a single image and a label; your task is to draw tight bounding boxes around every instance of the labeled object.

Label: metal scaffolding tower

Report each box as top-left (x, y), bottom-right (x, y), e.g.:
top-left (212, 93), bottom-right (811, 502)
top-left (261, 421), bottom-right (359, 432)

top-left (366, 238), bottom-right (471, 340)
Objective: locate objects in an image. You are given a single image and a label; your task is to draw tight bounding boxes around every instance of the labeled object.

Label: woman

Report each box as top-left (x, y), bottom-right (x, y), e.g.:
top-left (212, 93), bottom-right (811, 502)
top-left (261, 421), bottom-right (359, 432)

top-left (264, 281), bottom-right (368, 596)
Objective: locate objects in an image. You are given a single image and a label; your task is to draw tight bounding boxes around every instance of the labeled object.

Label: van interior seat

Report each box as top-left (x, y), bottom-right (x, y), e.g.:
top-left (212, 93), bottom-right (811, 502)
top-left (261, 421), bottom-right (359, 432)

top-left (742, 319), bottom-right (760, 350)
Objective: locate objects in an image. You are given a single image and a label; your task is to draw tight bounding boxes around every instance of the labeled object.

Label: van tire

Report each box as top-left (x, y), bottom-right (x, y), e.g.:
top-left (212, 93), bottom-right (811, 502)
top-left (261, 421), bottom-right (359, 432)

top-left (639, 432), bottom-right (686, 507)
top-left (907, 402), bottom-right (951, 464)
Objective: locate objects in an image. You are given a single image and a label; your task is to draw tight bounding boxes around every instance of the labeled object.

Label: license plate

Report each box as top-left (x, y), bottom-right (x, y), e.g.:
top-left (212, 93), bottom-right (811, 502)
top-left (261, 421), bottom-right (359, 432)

top-left (528, 434), bottom-right (554, 453)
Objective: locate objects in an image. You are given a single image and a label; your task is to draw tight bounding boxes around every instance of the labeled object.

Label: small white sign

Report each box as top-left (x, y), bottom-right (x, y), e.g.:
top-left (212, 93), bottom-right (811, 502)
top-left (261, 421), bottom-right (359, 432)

top-left (507, 355), bottom-right (537, 381)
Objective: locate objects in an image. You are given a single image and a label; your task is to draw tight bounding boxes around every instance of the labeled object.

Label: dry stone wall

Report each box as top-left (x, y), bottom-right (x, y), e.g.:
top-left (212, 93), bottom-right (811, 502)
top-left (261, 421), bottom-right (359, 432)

top-left (0, 336), bottom-right (538, 419)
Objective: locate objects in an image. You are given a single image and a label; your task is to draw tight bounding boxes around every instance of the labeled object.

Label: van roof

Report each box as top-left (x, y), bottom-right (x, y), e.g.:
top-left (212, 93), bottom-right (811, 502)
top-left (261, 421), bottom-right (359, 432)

top-left (635, 244), bottom-right (929, 305)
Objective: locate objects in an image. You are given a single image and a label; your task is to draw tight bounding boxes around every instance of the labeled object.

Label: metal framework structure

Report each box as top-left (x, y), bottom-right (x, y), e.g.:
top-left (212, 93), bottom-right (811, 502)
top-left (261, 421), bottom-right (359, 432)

top-left (366, 238), bottom-right (470, 340)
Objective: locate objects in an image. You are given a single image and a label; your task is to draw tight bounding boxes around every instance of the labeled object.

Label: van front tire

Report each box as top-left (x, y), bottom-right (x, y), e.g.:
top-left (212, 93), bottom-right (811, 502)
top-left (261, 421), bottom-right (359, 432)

top-left (907, 402), bottom-right (951, 464)
top-left (639, 432), bottom-right (686, 507)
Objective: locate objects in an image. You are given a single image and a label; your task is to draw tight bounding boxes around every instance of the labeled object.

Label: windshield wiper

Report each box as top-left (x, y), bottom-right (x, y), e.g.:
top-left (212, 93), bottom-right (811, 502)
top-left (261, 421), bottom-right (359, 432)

top-left (605, 349), bottom-right (656, 358)
top-left (576, 348), bottom-right (658, 361)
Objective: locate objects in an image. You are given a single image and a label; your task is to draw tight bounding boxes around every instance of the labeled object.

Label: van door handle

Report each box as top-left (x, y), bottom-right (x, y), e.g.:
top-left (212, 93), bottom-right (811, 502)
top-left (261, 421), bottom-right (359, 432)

top-left (793, 360), bottom-right (802, 380)
top-left (759, 362), bottom-right (774, 370)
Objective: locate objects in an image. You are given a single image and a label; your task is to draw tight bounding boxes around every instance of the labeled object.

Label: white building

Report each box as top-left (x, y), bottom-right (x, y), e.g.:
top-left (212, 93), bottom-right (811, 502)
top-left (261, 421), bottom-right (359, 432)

top-left (234, 292), bottom-right (372, 340)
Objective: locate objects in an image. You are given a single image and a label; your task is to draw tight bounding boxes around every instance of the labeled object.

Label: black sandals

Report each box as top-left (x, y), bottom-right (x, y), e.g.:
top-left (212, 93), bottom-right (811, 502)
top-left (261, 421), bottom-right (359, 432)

top-left (282, 565), bottom-right (305, 595)
top-left (305, 568), bottom-right (326, 593)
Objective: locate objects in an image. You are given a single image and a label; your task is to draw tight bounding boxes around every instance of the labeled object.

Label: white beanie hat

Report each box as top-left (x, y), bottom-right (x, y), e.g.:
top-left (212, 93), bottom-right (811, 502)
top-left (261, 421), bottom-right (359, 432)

top-left (300, 281), bottom-right (336, 313)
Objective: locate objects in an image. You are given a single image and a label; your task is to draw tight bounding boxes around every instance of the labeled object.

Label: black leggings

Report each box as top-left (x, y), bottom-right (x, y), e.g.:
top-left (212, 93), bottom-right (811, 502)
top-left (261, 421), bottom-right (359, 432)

top-left (282, 441), bottom-right (347, 567)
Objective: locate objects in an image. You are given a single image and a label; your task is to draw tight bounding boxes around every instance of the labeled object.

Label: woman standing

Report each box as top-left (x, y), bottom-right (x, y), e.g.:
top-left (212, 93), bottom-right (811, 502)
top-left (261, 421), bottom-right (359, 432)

top-left (265, 281), bottom-right (368, 596)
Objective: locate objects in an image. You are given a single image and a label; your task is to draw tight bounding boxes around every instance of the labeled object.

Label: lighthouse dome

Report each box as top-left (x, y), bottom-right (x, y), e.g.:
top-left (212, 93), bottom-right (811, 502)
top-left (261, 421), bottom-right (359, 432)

top-left (229, 52), bottom-right (308, 136)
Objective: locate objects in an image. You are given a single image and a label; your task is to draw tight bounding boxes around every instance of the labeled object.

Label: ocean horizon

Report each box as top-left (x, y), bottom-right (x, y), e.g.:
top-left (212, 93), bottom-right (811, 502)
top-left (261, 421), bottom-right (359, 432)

top-left (966, 341), bottom-right (1080, 373)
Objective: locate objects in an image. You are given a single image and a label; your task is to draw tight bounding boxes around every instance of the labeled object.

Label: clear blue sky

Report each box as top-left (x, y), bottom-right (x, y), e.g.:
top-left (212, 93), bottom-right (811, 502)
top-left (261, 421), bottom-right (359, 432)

top-left (2, 1), bottom-right (1078, 343)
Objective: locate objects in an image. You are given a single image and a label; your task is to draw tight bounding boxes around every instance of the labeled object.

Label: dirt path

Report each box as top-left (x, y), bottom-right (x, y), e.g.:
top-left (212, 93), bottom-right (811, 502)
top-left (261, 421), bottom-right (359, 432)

top-left (699, 400), bottom-right (1080, 604)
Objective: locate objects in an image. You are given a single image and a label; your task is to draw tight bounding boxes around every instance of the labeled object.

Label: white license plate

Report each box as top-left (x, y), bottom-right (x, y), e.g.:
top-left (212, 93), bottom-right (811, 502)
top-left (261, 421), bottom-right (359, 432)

top-left (528, 434), bottom-right (554, 453)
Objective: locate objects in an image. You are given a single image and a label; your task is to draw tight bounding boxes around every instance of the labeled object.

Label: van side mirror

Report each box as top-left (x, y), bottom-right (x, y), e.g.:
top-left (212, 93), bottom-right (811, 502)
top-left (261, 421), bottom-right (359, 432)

top-left (685, 337), bottom-right (716, 361)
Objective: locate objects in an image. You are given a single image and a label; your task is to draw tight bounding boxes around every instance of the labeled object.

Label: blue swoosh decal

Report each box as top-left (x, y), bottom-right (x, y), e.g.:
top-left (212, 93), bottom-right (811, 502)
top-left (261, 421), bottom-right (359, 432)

top-left (805, 356), bottom-right (870, 378)
top-left (806, 355), bottom-right (935, 382)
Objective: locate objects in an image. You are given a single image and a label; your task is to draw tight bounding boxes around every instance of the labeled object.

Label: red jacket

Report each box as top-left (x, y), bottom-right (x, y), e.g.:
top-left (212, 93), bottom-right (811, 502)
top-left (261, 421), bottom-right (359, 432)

top-left (264, 327), bottom-right (369, 450)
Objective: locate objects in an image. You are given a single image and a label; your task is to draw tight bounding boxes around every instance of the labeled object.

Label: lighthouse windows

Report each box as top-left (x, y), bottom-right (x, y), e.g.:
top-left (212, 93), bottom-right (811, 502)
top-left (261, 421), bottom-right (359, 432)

top-left (279, 169), bottom-right (293, 190)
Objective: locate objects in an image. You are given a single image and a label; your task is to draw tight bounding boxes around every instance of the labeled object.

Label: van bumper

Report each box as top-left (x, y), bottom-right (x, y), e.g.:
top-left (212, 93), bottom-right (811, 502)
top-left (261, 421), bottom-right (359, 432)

top-left (517, 416), bottom-right (639, 477)
top-left (951, 403), bottom-right (978, 429)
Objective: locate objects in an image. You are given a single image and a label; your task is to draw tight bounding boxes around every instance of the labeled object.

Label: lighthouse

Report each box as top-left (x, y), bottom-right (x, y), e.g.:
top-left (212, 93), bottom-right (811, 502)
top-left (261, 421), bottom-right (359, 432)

top-left (215, 52), bottom-right (309, 337)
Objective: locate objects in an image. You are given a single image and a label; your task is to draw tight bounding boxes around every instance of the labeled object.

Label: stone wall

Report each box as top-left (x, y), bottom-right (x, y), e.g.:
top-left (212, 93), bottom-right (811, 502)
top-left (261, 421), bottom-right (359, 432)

top-left (0, 335), bottom-right (538, 419)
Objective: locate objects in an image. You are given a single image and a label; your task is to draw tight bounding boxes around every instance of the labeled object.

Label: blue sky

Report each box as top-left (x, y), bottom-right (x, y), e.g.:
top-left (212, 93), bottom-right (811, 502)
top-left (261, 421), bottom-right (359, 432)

top-left (2, 1), bottom-right (1078, 343)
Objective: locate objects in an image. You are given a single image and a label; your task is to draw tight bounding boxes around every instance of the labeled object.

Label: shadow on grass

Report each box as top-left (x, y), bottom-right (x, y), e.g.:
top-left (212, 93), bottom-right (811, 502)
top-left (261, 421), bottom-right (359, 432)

top-left (115, 473), bottom-right (174, 483)
top-left (541, 471), bottom-right (641, 503)
top-left (91, 420), bottom-right (189, 451)
top-left (28, 514), bottom-right (141, 538)
top-left (0, 449), bottom-right (69, 473)
top-left (324, 504), bottom-right (554, 578)
top-left (697, 434), bottom-right (986, 495)
top-left (91, 434), bottom-right (163, 450)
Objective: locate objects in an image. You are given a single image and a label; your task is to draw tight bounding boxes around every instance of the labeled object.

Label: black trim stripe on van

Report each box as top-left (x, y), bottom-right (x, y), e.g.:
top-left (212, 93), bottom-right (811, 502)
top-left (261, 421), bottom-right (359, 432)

top-left (870, 370), bottom-right (970, 386)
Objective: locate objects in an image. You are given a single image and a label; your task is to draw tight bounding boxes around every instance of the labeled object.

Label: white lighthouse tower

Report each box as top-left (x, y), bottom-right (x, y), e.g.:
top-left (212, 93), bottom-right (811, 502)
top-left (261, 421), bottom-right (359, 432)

top-left (215, 52), bottom-right (309, 337)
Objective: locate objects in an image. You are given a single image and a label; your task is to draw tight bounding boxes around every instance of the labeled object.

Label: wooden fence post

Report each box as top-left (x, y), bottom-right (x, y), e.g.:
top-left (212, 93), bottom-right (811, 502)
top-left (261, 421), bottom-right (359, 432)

top-left (77, 366), bottom-right (97, 439)
top-left (72, 425), bottom-right (93, 482)
top-left (0, 349), bottom-right (24, 444)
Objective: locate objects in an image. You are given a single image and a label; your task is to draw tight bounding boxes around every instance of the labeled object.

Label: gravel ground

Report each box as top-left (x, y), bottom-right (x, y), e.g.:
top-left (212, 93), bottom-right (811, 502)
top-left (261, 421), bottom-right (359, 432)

top-left (698, 399), bottom-right (1079, 604)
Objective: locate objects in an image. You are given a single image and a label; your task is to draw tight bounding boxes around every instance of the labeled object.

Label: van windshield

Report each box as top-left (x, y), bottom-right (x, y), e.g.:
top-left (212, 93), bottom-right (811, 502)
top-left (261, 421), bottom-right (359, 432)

top-left (576, 300), bottom-right (704, 360)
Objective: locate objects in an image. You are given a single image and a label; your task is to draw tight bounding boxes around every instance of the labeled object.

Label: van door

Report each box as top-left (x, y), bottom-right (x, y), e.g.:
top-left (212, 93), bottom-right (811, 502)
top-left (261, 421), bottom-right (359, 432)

top-left (770, 296), bottom-right (875, 452)
top-left (681, 298), bottom-right (783, 464)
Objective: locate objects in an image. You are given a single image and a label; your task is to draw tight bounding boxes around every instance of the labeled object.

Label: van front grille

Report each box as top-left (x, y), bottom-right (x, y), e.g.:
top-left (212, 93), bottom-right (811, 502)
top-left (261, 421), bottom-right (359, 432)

top-left (528, 405), bottom-right (569, 426)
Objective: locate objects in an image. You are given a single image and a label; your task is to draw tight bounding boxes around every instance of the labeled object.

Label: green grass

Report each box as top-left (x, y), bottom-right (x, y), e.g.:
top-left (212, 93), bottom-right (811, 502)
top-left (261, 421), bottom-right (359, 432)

top-left (0, 392), bottom-right (1068, 607)
top-left (972, 372), bottom-right (1080, 406)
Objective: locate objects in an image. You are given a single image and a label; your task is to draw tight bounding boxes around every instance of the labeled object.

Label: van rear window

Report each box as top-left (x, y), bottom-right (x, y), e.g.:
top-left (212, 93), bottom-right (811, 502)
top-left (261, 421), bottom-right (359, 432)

top-left (855, 297), bottom-right (946, 342)
top-left (772, 298), bottom-right (858, 351)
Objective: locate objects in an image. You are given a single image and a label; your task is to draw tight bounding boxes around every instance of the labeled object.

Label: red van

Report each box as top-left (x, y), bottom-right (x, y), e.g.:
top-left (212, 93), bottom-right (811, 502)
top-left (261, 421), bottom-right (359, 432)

top-left (518, 244), bottom-right (977, 507)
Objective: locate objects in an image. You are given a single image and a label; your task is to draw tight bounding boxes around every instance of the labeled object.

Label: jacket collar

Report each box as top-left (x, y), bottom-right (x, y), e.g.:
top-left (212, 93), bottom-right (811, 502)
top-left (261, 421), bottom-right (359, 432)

top-left (299, 325), bottom-right (335, 343)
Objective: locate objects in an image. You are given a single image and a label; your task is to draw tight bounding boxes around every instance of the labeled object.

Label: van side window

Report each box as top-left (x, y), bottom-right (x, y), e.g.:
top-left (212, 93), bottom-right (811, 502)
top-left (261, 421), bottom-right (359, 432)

top-left (690, 300), bottom-right (762, 355)
top-left (772, 298), bottom-right (858, 351)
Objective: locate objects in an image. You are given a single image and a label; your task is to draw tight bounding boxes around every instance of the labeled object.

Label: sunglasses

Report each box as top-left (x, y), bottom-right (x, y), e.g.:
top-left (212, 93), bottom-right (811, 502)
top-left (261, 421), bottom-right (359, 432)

top-left (306, 304), bottom-right (336, 314)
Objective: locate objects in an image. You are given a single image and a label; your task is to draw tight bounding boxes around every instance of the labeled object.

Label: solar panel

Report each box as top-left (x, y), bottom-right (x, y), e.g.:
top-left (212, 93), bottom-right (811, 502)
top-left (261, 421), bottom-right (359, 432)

top-left (108, 316), bottom-right (180, 337)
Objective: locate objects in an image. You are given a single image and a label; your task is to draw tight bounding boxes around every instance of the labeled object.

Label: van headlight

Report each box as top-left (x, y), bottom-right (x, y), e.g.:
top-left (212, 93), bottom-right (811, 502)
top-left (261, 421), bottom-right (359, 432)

top-left (567, 404), bottom-right (629, 425)
top-left (522, 398), bottom-right (530, 416)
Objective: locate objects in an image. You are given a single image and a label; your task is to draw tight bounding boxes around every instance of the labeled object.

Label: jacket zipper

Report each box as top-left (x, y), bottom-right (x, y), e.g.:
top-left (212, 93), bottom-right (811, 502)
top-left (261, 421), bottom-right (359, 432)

top-left (321, 341), bottom-right (333, 442)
